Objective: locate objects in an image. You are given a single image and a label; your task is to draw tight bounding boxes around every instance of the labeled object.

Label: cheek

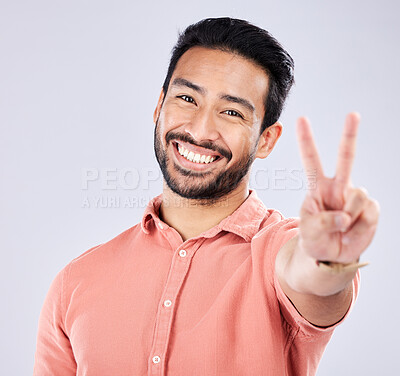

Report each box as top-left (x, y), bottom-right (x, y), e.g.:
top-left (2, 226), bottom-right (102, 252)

top-left (224, 129), bottom-right (254, 159)
top-left (157, 111), bottom-right (179, 138)
top-left (163, 103), bottom-right (194, 127)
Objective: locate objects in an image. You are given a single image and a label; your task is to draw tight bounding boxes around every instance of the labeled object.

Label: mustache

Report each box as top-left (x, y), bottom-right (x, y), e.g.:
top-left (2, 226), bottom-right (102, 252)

top-left (165, 131), bottom-right (232, 161)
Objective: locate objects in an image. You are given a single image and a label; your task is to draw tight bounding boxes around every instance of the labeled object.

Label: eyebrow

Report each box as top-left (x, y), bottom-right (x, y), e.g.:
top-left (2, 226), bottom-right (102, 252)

top-left (171, 78), bottom-right (205, 94)
top-left (219, 94), bottom-right (255, 113)
top-left (171, 77), bottom-right (256, 113)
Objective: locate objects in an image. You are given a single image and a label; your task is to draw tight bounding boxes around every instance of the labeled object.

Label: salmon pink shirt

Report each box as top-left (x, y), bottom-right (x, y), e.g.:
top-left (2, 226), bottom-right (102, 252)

top-left (34, 190), bottom-right (359, 375)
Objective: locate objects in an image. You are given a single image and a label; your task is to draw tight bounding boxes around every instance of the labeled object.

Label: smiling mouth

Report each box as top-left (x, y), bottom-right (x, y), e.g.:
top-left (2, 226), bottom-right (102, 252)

top-left (174, 142), bottom-right (221, 164)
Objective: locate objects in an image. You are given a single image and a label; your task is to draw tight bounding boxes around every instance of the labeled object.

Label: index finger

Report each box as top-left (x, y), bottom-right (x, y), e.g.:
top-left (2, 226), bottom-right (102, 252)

top-left (296, 117), bottom-right (324, 185)
top-left (335, 112), bottom-right (360, 185)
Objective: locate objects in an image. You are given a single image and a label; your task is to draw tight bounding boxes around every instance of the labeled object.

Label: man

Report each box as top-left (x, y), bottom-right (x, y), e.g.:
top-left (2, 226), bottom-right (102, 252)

top-left (33, 17), bottom-right (379, 375)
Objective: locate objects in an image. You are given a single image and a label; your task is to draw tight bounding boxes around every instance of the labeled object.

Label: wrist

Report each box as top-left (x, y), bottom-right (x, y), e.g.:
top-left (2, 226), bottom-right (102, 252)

top-left (287, 241), bottom-right (362, 296)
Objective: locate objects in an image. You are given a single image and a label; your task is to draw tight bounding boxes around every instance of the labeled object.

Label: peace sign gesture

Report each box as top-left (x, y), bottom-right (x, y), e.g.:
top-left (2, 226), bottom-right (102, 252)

top-left (296, 113), bottom-right (380, 264)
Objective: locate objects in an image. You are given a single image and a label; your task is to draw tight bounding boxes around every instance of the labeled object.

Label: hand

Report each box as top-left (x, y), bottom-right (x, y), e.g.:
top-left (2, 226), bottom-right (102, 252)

top-left (296, 112), bottom-right (380, 264)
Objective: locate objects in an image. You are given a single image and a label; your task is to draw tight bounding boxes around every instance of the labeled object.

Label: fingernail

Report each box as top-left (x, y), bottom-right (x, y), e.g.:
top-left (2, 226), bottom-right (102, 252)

top-left (335, 215), bottom-right (343, 228)
top-left (336, 214), bottom-right (350, 232)
top-left (342, 235), bottom-right (350, 244)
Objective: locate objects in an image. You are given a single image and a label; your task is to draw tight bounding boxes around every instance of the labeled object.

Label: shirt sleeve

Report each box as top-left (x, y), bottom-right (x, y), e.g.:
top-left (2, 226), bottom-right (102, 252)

top-left (33, 265), bottom-right (77, 376)
top-left (267, 216), bottom-right (361, 336)
top-left (265, 216), bottom-right (361, 373)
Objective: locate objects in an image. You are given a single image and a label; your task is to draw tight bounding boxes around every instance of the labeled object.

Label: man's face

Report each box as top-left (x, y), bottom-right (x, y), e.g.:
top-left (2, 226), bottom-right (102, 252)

top-left (153, 47), bottom-right (271, 201)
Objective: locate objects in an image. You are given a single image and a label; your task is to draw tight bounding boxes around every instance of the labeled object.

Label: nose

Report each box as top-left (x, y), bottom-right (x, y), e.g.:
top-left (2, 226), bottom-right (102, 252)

top-left (184, 107), bottom-right (220, 142)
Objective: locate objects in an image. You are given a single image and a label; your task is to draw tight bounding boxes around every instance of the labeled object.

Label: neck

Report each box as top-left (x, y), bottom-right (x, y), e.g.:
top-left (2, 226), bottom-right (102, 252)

top-left (159, 183), bottom-right (250, 241)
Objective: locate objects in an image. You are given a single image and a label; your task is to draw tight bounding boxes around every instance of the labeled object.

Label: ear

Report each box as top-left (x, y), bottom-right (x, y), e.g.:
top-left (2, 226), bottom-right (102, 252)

top-left (153, 89), bottom-right (165, 124)
top-left (255, 121), bottom-right (283, 159)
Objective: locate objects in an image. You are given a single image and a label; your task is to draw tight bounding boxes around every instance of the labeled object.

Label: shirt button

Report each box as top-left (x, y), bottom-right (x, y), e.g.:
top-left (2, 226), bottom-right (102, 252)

top-left (179, 249), bottom-right (187, 257)
top-left (158, 223), bottom-right (164, 230)
top-left (152, 355), bottom-right (161, 364)
top-left (164, 299), bottom-right (172, 307)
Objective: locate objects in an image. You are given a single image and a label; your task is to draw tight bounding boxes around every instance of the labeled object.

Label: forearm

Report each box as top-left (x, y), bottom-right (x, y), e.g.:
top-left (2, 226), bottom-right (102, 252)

top-left (276, 235), bottom-right (358, 327)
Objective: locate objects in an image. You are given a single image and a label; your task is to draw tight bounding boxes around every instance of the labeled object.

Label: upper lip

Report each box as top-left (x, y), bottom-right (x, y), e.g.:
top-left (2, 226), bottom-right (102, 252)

top-left (174, 140), bottom-right (222, 159)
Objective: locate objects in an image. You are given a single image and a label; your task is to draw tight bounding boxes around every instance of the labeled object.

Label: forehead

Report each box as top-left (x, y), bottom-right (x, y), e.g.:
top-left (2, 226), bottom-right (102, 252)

top-left (170, 46), bottom-right (269, 112)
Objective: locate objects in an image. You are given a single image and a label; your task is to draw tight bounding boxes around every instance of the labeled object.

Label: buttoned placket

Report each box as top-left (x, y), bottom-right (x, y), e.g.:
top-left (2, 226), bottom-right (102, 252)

top-left (147, 221), bottom-right (206, 376)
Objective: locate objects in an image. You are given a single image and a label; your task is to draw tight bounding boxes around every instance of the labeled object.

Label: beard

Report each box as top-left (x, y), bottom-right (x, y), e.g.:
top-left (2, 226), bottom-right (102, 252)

top-left (154, 120), bottom-right (256, 202)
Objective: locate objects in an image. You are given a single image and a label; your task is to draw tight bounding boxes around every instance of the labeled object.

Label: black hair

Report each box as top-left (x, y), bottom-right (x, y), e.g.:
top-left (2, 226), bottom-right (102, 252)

top-left (162, 17), bottom-right (295, 134)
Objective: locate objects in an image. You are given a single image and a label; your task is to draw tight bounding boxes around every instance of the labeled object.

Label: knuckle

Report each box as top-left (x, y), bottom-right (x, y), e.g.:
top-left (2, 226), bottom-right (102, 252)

top-left (339, 149), bottom-right (355, 160)
top-left (346, 187), bottom-right (369, 206)
top-left (353, 187), bottom-right (368, 200)
top-left (362, 199), bottom-right (380, 224)
top-left (355, 186), bottom-right (369, 199)
top-left (369, 198), bottom-right (381, 216)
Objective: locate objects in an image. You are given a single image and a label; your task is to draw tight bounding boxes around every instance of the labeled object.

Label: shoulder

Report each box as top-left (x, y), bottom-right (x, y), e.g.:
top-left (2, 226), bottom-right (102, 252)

top-left (71, 222), bottom-right (142, 265)
top-left (255, 208), bottom-right (299, 242)
top-left (250, 209), bottom-right (299, 282)
top-left (57, 222), bottom-right (144, 288)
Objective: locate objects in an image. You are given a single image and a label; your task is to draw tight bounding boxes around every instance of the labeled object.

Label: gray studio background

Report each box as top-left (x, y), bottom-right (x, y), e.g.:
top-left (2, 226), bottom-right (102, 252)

top-left (1, 0), bottom-right (399, 375)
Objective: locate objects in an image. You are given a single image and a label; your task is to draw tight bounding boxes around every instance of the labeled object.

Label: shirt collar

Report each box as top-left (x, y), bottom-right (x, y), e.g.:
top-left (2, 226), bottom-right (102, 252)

top-left (141, 190), bottom-right (269, 242)
top-left (141, 194), bottom-right (163, 234)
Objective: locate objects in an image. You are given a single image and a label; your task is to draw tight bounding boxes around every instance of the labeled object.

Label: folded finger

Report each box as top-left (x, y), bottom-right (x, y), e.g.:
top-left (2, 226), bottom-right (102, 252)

top-left (341, 198), bottom-right (380, 245)
top-left (343, 187), bottom-right (369, 226)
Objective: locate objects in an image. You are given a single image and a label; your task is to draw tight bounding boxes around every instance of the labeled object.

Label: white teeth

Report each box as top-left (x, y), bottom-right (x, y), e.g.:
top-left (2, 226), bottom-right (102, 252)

top-left (177, 144), bottom-right (217, 164)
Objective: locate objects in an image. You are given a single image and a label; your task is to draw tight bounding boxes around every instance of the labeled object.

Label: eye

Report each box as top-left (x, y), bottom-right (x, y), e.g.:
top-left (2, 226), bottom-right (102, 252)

top-left (224, 109), bottom-right (244, 119)
top-left (177, 95), bottom-right (196, 104)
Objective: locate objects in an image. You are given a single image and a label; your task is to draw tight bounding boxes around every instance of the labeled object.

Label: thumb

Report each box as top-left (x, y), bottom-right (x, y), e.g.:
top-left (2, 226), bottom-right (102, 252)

top-left (301, 210), bottom-right (352, 237)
